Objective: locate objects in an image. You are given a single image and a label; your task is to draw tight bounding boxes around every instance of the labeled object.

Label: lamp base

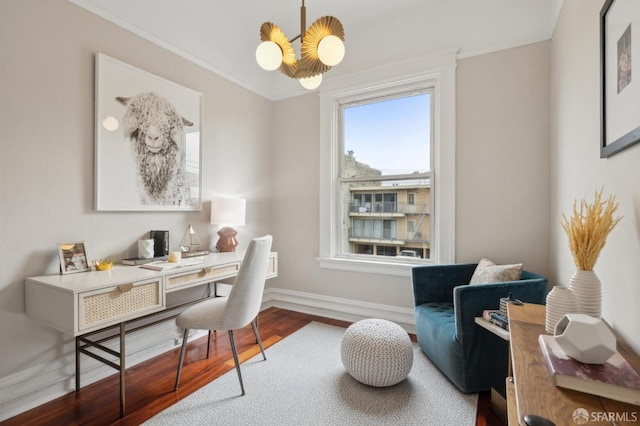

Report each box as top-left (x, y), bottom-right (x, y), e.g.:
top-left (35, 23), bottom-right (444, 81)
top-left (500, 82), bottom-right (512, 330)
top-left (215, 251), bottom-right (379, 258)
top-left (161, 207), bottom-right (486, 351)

top-left (216, 227), bottom-right (239, 252)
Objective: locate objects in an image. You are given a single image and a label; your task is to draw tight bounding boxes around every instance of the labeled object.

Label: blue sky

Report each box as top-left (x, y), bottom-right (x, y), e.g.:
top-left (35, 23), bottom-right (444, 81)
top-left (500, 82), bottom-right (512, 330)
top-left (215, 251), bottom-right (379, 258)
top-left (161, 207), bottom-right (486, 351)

top-left (343, 93), bottom-right (431, 175)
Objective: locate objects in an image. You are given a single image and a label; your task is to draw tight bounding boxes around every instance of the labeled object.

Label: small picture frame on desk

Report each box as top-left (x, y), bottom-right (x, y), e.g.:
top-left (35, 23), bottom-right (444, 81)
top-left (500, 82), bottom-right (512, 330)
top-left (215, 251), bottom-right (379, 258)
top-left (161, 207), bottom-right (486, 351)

top-left (58, 242), bottom-right (91, 275)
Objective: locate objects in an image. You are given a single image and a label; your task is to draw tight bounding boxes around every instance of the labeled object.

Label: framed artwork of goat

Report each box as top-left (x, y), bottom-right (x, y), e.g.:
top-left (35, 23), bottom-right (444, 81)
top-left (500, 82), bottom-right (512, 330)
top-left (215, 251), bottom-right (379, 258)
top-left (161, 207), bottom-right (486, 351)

top-left (95, 53), bottom-right (202, 211)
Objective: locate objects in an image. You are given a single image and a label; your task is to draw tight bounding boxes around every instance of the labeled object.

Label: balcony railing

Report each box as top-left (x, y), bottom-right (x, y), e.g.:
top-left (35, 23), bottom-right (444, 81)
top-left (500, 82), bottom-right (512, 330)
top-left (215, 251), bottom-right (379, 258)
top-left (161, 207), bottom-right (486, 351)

top-left (348, 229), bottom-right (430, 243)
top-left (348, 202), bottom-right (429, 215)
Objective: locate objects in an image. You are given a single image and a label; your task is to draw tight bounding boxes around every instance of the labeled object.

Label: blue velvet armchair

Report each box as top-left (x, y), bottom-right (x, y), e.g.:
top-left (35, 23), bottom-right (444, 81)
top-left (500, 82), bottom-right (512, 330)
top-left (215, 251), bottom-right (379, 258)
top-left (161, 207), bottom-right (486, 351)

top-left (411, 263), bottom-right (548, 393)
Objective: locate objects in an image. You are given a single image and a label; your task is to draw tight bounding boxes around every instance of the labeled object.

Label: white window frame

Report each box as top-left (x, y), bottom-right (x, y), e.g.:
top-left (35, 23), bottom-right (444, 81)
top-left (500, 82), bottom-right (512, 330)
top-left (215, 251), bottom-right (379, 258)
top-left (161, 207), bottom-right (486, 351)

top-left (318, 53), bottom-right (457, 277)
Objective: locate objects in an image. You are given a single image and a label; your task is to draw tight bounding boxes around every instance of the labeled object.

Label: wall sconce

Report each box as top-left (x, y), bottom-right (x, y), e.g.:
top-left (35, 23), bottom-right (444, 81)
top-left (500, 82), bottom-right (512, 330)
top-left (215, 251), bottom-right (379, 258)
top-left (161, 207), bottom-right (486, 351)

top-left (210, 197), bottom-right (246, 252)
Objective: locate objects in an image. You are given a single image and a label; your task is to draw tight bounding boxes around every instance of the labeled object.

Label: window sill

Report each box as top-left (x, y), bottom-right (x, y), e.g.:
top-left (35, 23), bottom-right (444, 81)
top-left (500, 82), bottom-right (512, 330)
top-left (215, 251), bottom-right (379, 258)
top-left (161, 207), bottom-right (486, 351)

top-left (316, 256), bottom-right (431, 277)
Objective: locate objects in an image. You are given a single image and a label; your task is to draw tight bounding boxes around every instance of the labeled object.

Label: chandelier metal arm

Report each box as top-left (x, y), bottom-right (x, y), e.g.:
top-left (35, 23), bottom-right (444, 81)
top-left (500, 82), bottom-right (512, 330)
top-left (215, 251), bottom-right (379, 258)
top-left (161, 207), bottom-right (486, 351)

top-left (287, 0), bottom-right (306, 44)
top-left (300, 1), bottom-right (306, 43)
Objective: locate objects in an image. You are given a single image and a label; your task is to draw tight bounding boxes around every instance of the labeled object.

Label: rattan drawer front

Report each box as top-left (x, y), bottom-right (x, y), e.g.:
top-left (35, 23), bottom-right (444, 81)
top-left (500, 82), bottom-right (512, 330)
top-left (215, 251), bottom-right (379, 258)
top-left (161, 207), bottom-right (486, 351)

top-left (79, 279), bottom-right (163, 331)
top-left (166, 262), bottom-right (241, 291)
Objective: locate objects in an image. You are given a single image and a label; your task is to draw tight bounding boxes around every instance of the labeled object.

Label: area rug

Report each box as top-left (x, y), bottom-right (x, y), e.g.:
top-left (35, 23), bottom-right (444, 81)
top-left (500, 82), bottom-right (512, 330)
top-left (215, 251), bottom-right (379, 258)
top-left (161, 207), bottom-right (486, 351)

top-left (144, 322), bottom-right (478, 426)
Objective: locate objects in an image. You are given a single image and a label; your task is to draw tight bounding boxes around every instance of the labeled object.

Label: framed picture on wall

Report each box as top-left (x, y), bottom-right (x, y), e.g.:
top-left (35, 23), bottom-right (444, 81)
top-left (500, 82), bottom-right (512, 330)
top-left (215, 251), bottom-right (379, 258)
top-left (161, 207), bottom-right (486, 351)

top-left (95, 53), bottom-right (203, 210)
top-left (600, 0), bottom-right (640, 158)
top-left (58, 242), bottom-right (91, 275)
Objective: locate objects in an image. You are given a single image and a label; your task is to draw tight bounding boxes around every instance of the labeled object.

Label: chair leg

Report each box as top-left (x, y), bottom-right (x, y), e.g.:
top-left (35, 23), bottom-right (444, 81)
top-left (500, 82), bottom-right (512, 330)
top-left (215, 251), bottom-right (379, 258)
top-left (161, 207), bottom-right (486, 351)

top-left (206, 330), bottom-right (212, 358)
top-left (228, 330), bottom-right (245, 396)
top-left (251, 320), bottom-right (267, 361)
top-left (254, 315), bottom-right (259, 343)
top-left (174, 328), bottom-right (189, 391)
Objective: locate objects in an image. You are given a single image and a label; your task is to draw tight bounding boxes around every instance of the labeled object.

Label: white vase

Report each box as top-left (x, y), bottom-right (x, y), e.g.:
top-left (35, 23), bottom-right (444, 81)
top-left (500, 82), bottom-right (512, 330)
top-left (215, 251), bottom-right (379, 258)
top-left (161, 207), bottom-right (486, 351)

top-left (545, 286), bottom-right (578, 334)
top-left (568, 269), bottom-right (601, 318)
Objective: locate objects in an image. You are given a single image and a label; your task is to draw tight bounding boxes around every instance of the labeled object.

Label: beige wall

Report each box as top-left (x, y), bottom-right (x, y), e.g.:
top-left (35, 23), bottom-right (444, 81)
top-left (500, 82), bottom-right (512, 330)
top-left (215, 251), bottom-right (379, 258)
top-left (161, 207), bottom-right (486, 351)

top-left (551, 0), bottom-right (640, 353)
top-left (0, 0), bottom-right (273, 380)
top-left (456, 41), bottom-right (551, 275)
top-left (271, 41), bottom-right (551, 306)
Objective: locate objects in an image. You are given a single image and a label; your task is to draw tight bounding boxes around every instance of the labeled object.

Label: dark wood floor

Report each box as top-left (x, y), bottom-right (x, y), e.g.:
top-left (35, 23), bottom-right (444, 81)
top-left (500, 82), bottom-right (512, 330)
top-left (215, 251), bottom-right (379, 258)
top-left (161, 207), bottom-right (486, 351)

top-left (2, 307), bottom-right (505, 426)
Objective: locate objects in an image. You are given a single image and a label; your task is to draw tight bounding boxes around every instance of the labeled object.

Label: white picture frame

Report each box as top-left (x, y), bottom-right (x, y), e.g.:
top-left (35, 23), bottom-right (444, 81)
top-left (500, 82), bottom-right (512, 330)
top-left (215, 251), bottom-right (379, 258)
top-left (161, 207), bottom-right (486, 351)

top-left (58, 242), bottom-right (91, 275)
top-left (95, 53), bottom-right (203, 210)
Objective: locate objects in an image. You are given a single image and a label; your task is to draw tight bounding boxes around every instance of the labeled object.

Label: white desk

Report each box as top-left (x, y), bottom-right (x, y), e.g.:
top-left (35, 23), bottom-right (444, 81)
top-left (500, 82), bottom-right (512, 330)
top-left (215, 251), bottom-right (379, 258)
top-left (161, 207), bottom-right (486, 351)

top-left (25, 251), bottom-right (278, 416)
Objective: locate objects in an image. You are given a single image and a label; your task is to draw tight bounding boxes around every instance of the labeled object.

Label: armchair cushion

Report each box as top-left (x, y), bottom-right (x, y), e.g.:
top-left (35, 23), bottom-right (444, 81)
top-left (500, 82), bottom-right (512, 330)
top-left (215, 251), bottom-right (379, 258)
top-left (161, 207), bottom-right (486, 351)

top-left (412, 263), bottom-right (548, 393)
top-left (469, 257), bottom-right (523, 284)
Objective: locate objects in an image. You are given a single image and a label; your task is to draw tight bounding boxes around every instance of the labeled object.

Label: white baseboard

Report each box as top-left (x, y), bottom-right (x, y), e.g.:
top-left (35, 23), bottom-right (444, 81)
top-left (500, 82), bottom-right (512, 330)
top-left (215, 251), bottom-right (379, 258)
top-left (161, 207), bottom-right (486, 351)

top-left (262, 288), bottom-right (416, 334)
top-left (0, 289), bottom-right (414, 421)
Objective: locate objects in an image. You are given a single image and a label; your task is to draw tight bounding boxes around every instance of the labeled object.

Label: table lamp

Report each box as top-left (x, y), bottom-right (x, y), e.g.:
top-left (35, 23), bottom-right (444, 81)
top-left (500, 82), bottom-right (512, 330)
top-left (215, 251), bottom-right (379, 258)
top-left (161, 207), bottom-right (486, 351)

top-left (210, 197), bottom-right (246, 252)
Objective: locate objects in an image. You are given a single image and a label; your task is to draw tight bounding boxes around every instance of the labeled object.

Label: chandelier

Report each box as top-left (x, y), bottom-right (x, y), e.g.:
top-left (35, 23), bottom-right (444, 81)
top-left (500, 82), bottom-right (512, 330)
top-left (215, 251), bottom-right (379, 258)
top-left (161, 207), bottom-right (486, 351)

top-left (255, 0), bottom-right (345, 90)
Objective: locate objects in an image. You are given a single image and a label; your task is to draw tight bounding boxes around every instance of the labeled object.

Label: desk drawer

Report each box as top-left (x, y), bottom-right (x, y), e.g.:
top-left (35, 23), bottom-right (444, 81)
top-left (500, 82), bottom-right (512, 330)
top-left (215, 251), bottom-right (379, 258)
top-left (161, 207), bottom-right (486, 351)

top-left (79, 278), bottom-right (163, 331)
top-left (166, 262), bottom-right (241, 291)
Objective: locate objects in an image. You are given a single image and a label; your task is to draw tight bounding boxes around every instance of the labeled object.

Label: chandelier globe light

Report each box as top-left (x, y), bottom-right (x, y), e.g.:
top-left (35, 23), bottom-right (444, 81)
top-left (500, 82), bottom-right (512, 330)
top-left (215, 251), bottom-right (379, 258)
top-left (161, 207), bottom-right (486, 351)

top-left (317, 35), bottom-right (345, 66)
top-left (299, 74), bottom-right (322, 90)
top-left (256, 41), bottom-right (284, 71)
top-left (255, 0), bottom-right (345, 90)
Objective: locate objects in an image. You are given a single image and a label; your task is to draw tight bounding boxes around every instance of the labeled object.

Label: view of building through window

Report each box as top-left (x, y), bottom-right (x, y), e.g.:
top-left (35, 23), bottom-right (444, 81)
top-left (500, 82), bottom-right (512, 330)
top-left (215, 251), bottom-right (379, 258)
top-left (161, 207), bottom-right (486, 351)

top-left (340, 91), bottom-right (432, 260)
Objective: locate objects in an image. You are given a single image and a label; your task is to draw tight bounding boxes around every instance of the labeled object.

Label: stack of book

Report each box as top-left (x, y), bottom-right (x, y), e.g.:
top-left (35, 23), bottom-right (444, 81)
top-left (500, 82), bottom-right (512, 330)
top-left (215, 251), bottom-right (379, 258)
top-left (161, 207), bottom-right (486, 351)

top-left (121, 250), bottom-right (209, 266)
top-left (140, 257), bottom-right (204, 271)
top-left (538, 334), bottom-right (640, 405)
top-left (122, 256), bottom-right (166, 266)
top-left (482, 309), bottom-right (509, 331)
top-left (181, 249), bottom-right (209, 258)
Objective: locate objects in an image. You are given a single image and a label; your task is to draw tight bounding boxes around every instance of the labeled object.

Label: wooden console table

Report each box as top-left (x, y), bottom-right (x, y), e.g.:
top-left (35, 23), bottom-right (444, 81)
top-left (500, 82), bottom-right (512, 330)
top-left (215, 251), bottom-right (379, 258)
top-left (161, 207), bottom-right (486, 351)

top-left (507, 303), bottom-right (640, 425)
top-left (25, 251), bottom-right (277, 417)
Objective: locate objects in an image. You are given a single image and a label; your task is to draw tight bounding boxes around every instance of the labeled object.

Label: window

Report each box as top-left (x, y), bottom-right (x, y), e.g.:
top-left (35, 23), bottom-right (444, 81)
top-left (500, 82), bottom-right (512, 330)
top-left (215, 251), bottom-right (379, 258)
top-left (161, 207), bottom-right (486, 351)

top-left (339, 91), bottom-right (431, 261)
top-left (319, 56), bottom-right (456, 275)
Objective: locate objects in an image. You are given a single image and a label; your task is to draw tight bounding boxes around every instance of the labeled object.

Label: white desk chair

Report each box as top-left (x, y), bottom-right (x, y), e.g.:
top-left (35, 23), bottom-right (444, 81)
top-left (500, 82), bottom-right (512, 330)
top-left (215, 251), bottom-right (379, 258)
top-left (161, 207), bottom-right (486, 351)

top-left (173, 235), bottom-right (273, 395)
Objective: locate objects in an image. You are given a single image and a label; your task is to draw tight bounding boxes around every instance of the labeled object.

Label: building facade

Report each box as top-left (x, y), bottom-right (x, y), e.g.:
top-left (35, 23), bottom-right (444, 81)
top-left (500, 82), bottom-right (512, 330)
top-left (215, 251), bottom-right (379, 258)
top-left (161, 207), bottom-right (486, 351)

top-left (342, 152), bottom-right (430, 259)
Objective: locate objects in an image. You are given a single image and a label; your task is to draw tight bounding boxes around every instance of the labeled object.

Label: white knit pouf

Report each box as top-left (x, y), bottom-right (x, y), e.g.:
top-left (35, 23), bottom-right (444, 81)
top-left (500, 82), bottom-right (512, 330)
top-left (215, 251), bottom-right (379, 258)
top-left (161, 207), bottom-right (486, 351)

top-left (341, 318), bottom-right (413, 387)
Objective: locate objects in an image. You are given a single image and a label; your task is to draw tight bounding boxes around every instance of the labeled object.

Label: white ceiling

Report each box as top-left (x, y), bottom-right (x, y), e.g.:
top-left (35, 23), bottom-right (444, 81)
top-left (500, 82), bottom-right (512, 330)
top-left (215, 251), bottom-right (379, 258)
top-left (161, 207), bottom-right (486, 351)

top-left (71, 0), bottom-right (563, 101)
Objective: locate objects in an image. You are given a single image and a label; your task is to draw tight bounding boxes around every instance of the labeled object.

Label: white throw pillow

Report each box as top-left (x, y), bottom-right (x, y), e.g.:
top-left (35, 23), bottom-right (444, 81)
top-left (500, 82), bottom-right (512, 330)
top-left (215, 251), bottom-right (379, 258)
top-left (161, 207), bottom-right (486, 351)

top-left (469, 258), bottom-right (523, 285)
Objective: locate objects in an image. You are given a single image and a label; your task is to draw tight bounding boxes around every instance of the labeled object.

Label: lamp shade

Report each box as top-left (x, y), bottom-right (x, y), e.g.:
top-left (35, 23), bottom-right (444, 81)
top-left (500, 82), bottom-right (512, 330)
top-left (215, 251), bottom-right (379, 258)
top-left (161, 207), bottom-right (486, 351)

top-left (210, 198), bottom-right (246, 226)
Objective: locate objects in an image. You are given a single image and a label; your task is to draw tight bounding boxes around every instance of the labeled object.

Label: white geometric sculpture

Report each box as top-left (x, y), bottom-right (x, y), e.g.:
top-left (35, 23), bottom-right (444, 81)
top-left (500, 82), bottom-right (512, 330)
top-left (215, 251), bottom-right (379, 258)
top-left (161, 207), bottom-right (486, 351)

top-left (553, 313), bottom-right (616, 364)
top-left (137, 239), bottom-right (155, 259)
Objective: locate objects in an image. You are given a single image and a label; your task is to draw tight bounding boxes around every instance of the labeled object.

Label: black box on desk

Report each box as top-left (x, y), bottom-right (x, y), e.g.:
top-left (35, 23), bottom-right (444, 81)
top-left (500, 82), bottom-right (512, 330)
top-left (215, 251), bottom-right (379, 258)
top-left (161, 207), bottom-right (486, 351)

top-left (150, 230), bottom-right (169, 257)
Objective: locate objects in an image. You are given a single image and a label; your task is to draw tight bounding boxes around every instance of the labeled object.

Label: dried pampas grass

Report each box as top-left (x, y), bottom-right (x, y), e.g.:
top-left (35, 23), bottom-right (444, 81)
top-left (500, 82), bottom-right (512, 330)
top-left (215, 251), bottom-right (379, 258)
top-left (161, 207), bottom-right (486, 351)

top-left (561, 188), bottom-right (622, 271)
